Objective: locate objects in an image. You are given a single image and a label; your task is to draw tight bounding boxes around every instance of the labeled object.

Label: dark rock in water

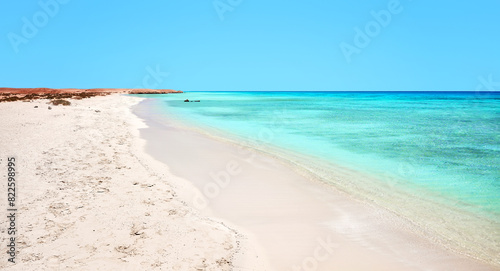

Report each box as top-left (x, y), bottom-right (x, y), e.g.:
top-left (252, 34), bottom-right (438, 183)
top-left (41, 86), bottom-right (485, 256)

top-left (184, 99), bottom-right (189, 102)
top-left (194, 100), bottom-right (200, 102)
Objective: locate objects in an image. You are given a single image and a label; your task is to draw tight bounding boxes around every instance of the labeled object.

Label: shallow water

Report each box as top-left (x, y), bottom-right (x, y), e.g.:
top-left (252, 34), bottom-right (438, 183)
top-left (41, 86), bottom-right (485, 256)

top-left (134, 91), bottom-right (500, 264)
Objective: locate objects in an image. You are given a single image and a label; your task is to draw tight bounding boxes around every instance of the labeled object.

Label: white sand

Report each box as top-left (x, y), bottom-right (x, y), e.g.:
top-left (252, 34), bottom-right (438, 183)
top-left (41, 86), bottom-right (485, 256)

top-left (134, 98), bottom-right (499, 271)
top-left (0, 95), bottom-right (261, 270)
top-left (1, 95), bottom-right (497, 271)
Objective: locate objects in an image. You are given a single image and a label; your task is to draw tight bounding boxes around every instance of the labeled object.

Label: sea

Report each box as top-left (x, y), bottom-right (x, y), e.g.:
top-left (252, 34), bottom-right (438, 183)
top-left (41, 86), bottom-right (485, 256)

top-left (135, 91), bottom-right (500, 263)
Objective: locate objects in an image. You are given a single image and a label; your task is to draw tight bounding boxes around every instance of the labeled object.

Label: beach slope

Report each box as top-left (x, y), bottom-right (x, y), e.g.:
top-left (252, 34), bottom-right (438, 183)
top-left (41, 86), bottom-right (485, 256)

top-left (0, 95), bottom-right (245, 270)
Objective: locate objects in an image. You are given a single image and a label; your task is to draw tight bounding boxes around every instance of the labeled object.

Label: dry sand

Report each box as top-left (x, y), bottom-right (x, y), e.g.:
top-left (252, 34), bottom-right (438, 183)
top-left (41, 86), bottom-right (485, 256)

top-left (0, 95), bottom-right (256, 270)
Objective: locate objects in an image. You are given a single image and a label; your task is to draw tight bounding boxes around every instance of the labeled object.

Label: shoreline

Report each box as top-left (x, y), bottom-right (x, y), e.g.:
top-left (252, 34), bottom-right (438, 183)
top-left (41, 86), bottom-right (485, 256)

top-left (0, 95), bottom-right (245, 270)
top-left (134, 97), bottom-right (499, 270)
top-left (137, 95), bottom-right (500, 268)
top-left (0, 94), bottom-right (497, 270)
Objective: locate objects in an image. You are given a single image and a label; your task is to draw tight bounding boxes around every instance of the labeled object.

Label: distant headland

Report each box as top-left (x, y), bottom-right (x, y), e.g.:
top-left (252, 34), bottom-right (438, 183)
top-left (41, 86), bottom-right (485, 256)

top-left (0, 88), bottom-right (182, 102)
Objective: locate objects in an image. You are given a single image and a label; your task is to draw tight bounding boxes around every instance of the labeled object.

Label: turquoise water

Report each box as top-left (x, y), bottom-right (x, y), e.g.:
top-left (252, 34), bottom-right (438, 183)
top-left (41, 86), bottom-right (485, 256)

top-left (138, 91), bottom-right (500, 227)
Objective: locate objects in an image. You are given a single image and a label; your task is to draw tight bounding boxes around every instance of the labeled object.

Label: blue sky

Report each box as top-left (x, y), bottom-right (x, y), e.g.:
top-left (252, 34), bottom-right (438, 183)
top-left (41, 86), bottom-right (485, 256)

top-left (1, 0), bottom-right (499, 91)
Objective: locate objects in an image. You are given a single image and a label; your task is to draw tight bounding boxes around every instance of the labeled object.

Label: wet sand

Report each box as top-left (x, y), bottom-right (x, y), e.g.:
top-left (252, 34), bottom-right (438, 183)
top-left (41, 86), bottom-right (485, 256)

top-left (134, 98), bottom-right (497, 271)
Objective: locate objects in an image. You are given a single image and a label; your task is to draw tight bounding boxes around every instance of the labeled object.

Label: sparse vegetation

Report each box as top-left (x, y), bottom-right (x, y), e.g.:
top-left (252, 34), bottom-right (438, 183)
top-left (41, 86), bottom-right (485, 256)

top-left (0, 88), bottom-right (181, 103)
top-left (51, 99), bottom-right (71, 106)
top-left (0, 96), bottom-right (21, 102)
top-left (0, 92), bottom-right (107, 103)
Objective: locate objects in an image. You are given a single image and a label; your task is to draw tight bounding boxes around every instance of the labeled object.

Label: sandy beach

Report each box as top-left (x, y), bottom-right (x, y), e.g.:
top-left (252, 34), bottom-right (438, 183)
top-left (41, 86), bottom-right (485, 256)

top-left (3, 0), bottom-right (498, 269)
top-left (0, 95), bottom-right (261, 270)
top-left (0, 94), bottom-right (498, 270)
top-left (133, 98), bottom-right (499, 271)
